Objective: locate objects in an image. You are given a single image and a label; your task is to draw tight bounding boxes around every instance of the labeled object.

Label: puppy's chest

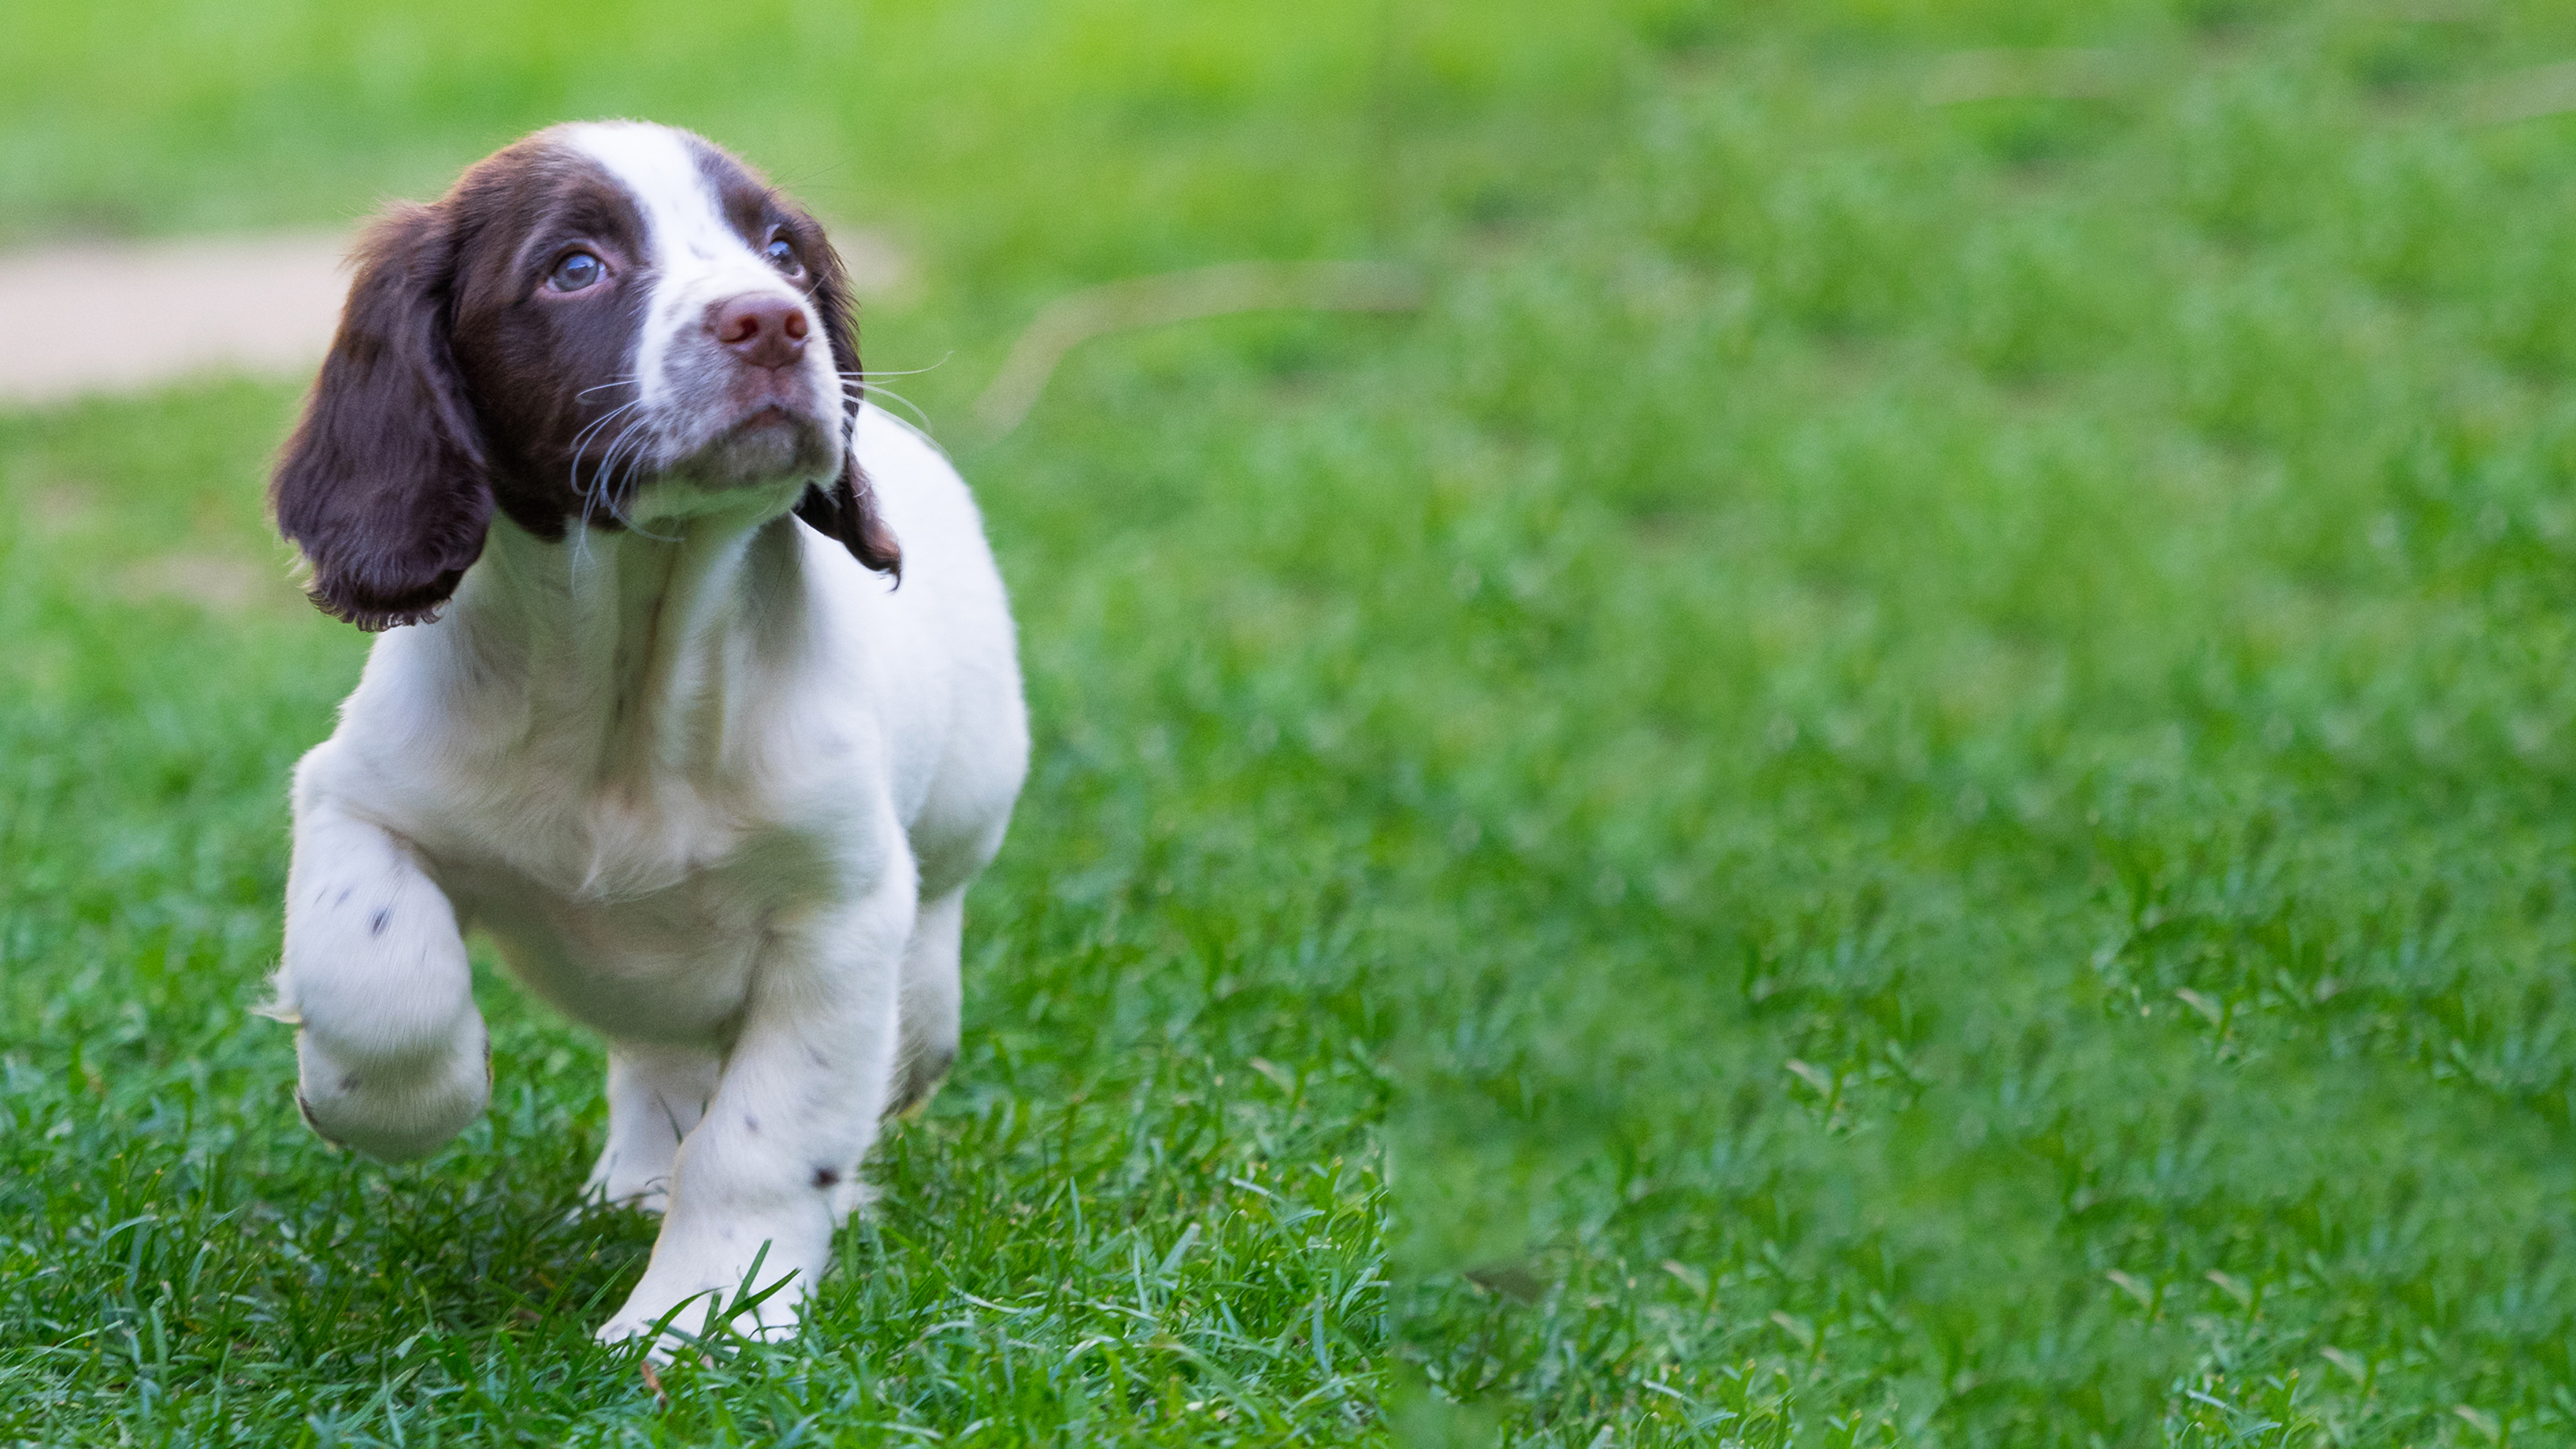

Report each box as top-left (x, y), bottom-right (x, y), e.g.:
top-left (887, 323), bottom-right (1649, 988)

top-left (415, 770), bottom-right (840, 1043)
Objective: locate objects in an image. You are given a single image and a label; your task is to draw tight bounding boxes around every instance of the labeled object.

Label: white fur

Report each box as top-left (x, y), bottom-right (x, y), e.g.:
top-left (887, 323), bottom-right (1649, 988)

top-left (273, 129), bottom-right (1029, 1355)
top-left (564, 120), bottom-right (847, 486)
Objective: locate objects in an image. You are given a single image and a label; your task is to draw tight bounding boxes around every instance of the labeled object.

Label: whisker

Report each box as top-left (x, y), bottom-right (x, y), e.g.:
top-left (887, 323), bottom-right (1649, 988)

top-left (568, 400), bottom-right (646, 497)
top-left (610, 432), bottom-right (657, 505)
top-left (575, 394), bottom-right (642, 436)
top-left (844, 380), bottom-right (937, 436)
top-left (834, 353), bottom-right (952, 382)
top-left (592, 415), bottom-right (656, 521)
top-left (601, 418), bottom-right (687, 543)
top-left (572, 402), bottom-right (642, 461)
top-left (607, 471), bottom-right (683, 544)
top-left (572, 501), bottom-right (599, 566)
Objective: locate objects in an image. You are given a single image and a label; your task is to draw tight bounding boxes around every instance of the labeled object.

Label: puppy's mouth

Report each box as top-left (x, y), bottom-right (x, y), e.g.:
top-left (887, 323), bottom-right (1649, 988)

top-left (729, 402), bottom-right (808, 439)
top-left (671, 394), bottom-right (840, 489)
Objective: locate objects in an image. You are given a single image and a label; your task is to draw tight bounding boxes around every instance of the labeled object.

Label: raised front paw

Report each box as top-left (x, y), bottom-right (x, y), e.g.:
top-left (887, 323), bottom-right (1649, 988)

top-left (292, 1025), bottom-right (490, 1161)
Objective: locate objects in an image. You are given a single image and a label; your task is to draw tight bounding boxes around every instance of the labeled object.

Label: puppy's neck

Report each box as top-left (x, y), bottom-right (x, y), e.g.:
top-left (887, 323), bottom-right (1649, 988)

top-left (430, 507), bottom-right (810, 786)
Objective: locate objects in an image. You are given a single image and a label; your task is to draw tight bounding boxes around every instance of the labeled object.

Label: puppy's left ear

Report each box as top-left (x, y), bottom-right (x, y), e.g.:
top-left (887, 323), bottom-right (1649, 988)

top-left (795, 234), bottom-right (902, 580)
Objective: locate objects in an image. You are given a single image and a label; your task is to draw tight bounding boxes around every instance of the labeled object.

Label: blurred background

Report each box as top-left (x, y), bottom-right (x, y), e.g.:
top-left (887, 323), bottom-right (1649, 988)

top-left (10, 0), bottom-right (2576, 1443)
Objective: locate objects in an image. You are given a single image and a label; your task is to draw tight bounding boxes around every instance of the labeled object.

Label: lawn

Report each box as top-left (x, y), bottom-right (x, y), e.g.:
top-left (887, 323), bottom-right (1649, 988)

top-left (8, 0), bottom-right (2576, 1443)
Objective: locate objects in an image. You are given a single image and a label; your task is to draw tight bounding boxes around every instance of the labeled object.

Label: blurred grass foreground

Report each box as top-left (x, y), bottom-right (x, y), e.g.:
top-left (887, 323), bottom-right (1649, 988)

top-left (10, 0), bottom-right (2576, 1443)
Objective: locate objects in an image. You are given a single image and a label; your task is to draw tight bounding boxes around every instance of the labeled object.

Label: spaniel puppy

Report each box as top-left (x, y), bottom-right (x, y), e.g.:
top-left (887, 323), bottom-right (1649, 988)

top-left (267, 122), bottom-right (1027, 1350)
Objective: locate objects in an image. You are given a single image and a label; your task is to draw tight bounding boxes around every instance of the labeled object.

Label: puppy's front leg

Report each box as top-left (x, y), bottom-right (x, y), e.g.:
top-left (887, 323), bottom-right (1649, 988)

top-left (596, 878), bottom-right (914, 1350)
top-left (274, 789), bottom-right (489, 1161)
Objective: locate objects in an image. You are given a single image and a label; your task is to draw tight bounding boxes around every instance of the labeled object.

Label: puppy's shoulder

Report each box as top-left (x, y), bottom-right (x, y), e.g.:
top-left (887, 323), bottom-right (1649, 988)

top-left (849, 405), bottom-right (987, 548)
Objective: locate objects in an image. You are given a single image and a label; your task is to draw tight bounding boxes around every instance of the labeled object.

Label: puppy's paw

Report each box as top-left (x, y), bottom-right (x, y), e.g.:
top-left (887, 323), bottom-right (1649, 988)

top-left (883, 1046), bottom-right (956, 1121)
top-left (596, 1280), bottom-right (803, 1360)
top-left (572, 1157), bottom-right (674, 1222)
top-left (568, 1187), bottom-right (672, 1225)
top-left (292, 1027), bottom-right (489, 1161)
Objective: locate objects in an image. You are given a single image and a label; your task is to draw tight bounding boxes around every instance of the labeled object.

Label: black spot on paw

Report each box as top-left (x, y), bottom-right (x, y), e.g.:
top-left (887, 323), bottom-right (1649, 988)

top-left (369, 909), bottom-right (390, 936)
top-left (339, 1073), bottom-right (361, 1092)
top-left (813, 1166), bottom-right (840, 1189)
top-left (294, 1089), bottom-right (346, 1150)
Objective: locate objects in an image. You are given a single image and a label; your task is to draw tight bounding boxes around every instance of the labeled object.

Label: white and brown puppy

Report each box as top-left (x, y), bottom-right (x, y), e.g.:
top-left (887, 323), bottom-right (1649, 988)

top-left (267, 121), bottom-right (1027, 1349)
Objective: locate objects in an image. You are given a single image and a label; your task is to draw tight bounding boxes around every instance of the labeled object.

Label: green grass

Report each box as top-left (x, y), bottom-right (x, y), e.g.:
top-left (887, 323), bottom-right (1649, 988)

top-left (11, 0), bottom-right (2576, 1443)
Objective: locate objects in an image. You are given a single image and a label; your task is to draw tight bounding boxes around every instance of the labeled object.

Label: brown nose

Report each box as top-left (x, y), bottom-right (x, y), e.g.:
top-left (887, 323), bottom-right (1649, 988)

top-left (708, 294), bottom-right (809, 369)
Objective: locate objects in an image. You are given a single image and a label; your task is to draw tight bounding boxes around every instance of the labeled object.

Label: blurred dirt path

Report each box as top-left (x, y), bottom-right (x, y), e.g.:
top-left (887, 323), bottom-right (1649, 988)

top-left (0, 228), bottom-right (908, 407)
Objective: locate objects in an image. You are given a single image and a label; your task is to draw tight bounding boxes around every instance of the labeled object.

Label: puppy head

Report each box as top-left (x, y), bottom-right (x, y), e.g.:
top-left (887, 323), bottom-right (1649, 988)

top-left (274, 121), bottom-right (897, 631)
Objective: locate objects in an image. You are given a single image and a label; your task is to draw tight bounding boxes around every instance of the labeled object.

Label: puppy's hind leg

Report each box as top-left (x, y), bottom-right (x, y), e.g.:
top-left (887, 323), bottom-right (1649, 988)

top-left (584, 1042), bottom-right (722, 1215)
top-left (273, 793), bottom-right (489, 1161)
top-left (888, 887), bottom-right (966, 1119)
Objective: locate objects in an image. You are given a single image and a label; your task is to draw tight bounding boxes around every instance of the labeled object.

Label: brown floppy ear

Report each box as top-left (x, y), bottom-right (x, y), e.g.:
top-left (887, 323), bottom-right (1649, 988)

top-left (795, 233), bottom-right (902, 580)
top-left (273, 202), bottom-right (494, 630)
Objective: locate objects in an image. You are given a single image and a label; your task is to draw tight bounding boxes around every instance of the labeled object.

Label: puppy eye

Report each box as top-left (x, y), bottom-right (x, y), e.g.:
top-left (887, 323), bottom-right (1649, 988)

top-left (762, 237), bottom-right (803, 276)
top-left (549, 251), bottom-right (605, 293)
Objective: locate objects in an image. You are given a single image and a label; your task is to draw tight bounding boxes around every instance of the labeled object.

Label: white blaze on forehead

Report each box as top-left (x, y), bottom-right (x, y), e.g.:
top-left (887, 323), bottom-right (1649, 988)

top-left (558, 122), bottom-right (811, 423)
top-left (561, 122), bottom-right (746, 270)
